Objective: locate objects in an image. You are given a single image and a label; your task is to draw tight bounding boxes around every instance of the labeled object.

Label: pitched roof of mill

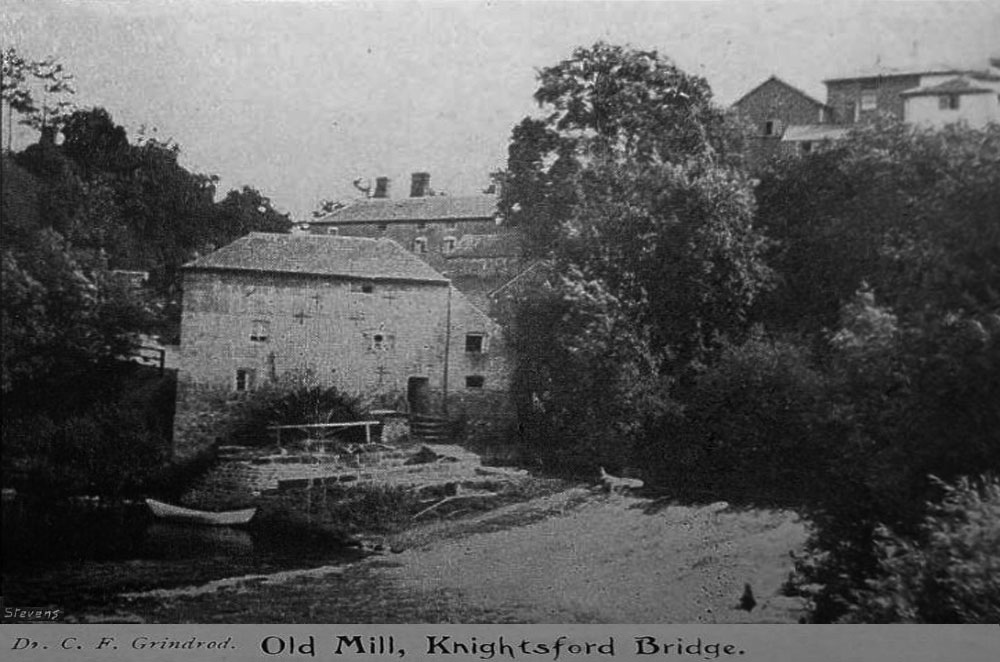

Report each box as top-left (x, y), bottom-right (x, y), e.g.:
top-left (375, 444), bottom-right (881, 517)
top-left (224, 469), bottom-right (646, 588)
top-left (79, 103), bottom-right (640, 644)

top-left (183, 233), bottom-right (449, 284)
top-left (731, 75), bottom-right (829, 109)
top-left (312, 194), bottom-right (498, 225)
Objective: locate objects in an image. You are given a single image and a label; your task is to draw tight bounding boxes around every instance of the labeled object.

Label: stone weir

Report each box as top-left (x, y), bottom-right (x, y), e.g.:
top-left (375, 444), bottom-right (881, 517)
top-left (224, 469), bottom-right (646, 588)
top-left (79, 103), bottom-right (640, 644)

top-left (179, 438), bottom-right (527, 517)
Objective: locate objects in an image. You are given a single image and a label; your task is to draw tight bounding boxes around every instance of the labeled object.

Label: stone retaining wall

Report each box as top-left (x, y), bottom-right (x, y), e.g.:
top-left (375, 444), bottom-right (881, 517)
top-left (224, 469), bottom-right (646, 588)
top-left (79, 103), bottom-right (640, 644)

top-left (179, 441), bottom-right (500, 512)
top-left (181, 448), bottom-right (407, 508)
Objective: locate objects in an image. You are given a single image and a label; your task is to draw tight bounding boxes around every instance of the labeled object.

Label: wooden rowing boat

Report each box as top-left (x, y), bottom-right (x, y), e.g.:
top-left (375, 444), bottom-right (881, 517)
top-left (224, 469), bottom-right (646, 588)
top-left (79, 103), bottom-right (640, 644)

top-left (145, 498), bottom-right (256, 527)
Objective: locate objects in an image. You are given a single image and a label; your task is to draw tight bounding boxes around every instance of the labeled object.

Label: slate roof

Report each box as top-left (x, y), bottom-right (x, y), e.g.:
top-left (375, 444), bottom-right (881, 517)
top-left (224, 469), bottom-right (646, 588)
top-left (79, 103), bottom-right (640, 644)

top-left (312, 194), bottom-right (498, 225)
top-left (732, 75), bottom-right (828, 109)
top-left (446, 232), bottom-right (523, 259)
top-left (900, 77), bottom-right (997, 97)
top-left (183, 233), bottom-right (449, 284)
top-left (488, 260), bottom-right (553, 299)
top-left (781, 124), bottom-right (851, 142)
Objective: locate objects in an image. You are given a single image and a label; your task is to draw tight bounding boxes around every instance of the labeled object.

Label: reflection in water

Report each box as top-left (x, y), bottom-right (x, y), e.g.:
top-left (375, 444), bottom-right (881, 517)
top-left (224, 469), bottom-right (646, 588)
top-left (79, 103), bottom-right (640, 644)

top-left (141, 523), bottom-right (256, 560)
top-left (2, 499), bottom-right (351, 564)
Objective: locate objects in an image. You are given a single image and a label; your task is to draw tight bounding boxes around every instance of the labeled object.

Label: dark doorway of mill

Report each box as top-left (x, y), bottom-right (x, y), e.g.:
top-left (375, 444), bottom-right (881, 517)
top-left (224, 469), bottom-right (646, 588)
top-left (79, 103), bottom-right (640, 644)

top-left (407, 376), bottom-right (431, 414)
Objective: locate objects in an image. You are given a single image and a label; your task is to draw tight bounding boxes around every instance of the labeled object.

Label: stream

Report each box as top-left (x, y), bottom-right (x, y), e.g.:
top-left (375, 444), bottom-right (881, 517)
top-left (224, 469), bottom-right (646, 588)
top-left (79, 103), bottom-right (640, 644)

top-left (1, 497), bottom-right (364, 613)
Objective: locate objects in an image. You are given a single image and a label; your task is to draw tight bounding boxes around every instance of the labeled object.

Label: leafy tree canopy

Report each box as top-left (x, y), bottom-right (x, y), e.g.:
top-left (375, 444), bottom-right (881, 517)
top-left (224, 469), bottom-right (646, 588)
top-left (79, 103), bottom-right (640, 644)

top-left (501, 43), bottom-right (767, 371)
top-left (2, 97), bottom-right (292, 393)
top-left (12, 106), bottom-right (292, 296)
top-left (1, 222), bottom-right (148, 394)
top-left (60, 107), bottom-right (130, 172)
top-left (214, 185), bottom-right (293, 243)
top-left (1, 47), bottom-right (75, 150)
top-left (755, 118), bottom-right (1000, 333)
top-left (500, 41), bottom-right (749, 247)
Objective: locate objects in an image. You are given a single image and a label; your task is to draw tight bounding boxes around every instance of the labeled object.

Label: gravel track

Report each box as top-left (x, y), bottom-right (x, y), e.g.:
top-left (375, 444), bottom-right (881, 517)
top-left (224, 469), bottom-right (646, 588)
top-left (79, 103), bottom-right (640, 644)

top-left (105, 487), bottom-right (809, 623)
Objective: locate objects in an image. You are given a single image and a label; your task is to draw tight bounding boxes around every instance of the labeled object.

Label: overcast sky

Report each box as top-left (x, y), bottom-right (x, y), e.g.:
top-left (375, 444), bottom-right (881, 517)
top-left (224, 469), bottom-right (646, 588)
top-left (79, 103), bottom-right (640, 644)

top-left (3, 0), bottom-right (999, 218)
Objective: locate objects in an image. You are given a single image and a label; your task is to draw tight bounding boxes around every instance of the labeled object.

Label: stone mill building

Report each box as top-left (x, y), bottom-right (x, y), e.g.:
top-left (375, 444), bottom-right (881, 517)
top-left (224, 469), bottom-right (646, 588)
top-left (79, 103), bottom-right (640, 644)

top-left (172, 232), bottom-right (511, 460)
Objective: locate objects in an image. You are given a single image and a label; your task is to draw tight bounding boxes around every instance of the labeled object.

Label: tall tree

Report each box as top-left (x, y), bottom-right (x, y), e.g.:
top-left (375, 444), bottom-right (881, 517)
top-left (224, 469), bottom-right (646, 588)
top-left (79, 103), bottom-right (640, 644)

top-left (1, 47), bottom-right (34, 151)
top-left (502, 42), bottom-right (767, 372)
top-left (500, 43), bottom-right (768, 472)
top-left (0, 48), bottom-right (75, 148)
top-left (213, 185), bottom-right (292, 244)
top-left (501, 41), bottom-right (748, 250)
top-left (23, 57), bottom-right (76, 133)
top-left (565, 158), bottom-right (771, 367)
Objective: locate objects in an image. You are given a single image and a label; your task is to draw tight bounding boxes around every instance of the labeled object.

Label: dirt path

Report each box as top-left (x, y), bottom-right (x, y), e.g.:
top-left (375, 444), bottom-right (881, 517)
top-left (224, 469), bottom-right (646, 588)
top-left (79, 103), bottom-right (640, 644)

top-left (379, 489), bottom-right (809, 623)
top-left (110, 487), bottom-right (809, 623)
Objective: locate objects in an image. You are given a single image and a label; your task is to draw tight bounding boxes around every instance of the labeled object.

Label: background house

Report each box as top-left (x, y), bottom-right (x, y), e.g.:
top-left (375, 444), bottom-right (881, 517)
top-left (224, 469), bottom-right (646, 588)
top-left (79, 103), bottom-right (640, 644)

top-left (304, 171), bottom-right (529, 320)
top-left (441, 231), bottom-right (526, 315)
top-left (900, 75), bottom-right (1000, 129)
top-left (824, 67), bottom-right (927, 124)
top-left (731, 75), bottom-right (832, 166)
top-left (172, 232), bottom-right (510, 459)
top-left (304, 172), bottom-right (502, 273)
top-left (734, 56), bottom-right (1000, 162)
top-left (824, 59), bottom-right (1000, 127)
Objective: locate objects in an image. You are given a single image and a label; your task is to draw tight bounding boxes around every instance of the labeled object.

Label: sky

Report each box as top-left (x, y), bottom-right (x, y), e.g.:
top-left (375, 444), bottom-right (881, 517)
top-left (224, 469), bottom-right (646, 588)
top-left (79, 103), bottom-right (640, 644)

top-left (3, 0), bottom-right (999, 219)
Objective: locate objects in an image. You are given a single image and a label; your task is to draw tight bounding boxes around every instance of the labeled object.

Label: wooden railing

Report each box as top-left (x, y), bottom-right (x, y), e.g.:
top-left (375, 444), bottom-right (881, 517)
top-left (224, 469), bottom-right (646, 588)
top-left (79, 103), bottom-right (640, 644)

top-left (266, 421), bottom-right (382, 449)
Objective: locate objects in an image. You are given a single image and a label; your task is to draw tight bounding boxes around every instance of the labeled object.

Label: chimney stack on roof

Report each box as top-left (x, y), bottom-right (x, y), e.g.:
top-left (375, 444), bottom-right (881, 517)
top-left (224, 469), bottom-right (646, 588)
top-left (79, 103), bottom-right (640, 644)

top-left (373, 176), bottom-right (391, 199)
top-left (410, 172), bottom-right (431, 198)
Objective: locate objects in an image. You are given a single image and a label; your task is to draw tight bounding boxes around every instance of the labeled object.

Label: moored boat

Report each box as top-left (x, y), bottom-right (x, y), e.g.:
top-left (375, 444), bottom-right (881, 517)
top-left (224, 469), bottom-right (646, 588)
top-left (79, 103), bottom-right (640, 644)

top-left (145, 498), bottom-right (256, 527)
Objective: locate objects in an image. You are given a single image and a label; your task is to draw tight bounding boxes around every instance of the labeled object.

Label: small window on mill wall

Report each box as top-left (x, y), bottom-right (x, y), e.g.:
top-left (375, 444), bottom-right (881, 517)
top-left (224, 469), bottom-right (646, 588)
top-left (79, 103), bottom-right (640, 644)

top-left (235, 368), bottom-right (256, 392)
top-left (465, 334), bottom-right (485, 353)
top-left (367, 329), bottom-right (394, 352)
top-left (250, 320), bottom-right (270, 342)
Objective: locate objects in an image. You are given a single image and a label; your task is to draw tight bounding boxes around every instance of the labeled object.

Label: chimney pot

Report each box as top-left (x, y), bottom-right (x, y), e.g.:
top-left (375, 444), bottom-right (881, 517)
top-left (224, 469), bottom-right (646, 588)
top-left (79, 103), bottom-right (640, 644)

top-left (410, 172), bottom-right (431, 198)
top-left (373, 177), bottom-right (391, 199)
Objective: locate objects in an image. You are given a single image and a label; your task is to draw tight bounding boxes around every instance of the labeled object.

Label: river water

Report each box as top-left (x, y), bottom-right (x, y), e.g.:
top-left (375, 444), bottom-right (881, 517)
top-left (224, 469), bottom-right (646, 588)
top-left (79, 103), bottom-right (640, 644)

top-left (1, 498), bottom-right (364, 613)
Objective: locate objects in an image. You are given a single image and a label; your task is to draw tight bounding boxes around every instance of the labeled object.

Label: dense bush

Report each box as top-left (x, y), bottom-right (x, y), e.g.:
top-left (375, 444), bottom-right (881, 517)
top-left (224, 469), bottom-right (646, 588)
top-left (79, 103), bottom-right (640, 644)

top-left (1, 227), bottom-right (149, 394)
top-left (839, 476), bottom-right (1000, 623)
top-left (741, 120), bottom-right (1000, 622)
top-left (509, 270), bottom-right (671, 474)
top-left (227, 371), bottom-right (367, 446)
top-left (639, 330), bottom-right (837, 496)
top-left (826, 290), bottom-right (1000, 523)
top-left (755, 120), bottom-right (1000, 335)
top-left (3, 402), bottom-right (168, 498)
top-left (790, 288), bottom-right (1000, 622)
